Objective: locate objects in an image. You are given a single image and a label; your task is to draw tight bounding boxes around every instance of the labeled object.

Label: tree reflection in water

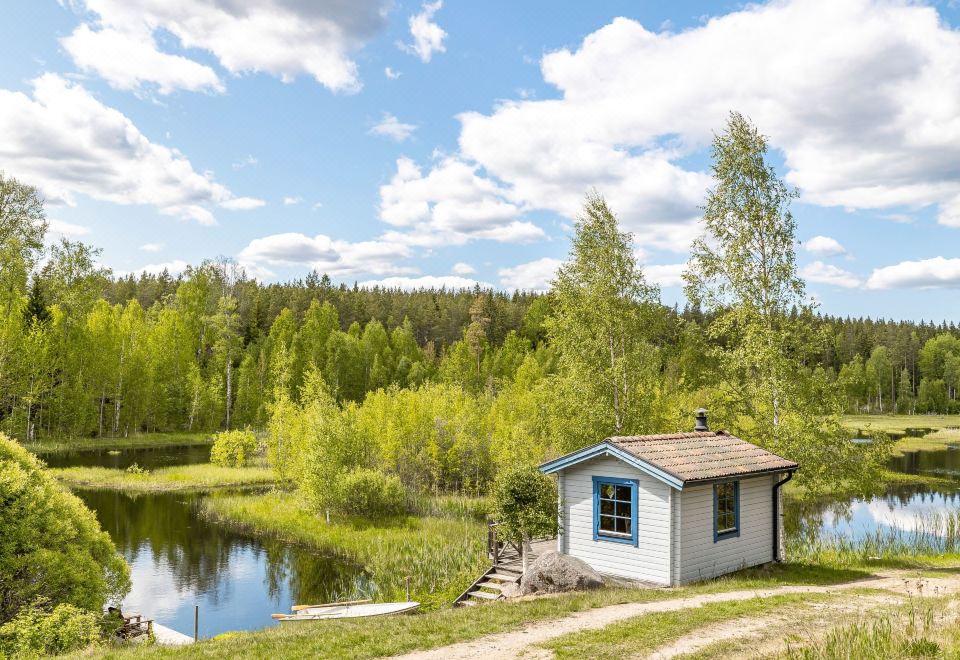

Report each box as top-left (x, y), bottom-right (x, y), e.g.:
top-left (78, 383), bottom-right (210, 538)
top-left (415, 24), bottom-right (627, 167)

top-left (75, 489), bottom-right (370, 638)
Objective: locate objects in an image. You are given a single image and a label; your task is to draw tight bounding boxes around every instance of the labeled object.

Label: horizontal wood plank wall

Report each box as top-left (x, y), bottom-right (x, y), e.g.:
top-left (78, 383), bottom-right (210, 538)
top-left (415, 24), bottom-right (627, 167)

top-left (561, 456), bottom-right (671, 584)
top-left (679, 474), bottom-right (774, 583)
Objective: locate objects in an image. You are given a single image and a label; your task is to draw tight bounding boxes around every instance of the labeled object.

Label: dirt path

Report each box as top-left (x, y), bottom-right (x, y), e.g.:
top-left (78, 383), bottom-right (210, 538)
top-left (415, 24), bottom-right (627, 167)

top-left (645, 591), bottom-right (897, 659)
top-left (392, 571), bottom-right (960, 660)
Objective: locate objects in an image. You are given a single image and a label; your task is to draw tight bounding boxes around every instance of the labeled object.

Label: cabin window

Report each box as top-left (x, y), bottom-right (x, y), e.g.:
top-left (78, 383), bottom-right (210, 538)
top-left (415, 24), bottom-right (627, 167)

top-left (592, 476), bottom-right (638, 545)
top-left (713, 481), bottom-right (740, 541)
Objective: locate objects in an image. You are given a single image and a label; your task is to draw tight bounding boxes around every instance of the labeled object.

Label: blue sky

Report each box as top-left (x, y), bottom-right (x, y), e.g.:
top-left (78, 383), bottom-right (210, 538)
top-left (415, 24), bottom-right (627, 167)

top-left (2, 0), bottom-right (960, 321)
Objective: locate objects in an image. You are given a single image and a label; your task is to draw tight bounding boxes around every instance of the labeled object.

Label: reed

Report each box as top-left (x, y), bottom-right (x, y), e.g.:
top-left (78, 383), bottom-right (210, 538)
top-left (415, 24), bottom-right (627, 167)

top-left (788, 510), bottom-right (960, 567)
top-left (200, 492), bottom-right (488, 608)
top-left (48, 464), bottom-right (275, 492)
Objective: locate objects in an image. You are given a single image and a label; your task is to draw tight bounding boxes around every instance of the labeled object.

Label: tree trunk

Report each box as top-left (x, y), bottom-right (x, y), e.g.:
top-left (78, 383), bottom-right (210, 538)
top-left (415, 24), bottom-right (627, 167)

top-left (98, 388), bottom-right (106, 437)
top-left (225, 352), bottom-right (232, 430)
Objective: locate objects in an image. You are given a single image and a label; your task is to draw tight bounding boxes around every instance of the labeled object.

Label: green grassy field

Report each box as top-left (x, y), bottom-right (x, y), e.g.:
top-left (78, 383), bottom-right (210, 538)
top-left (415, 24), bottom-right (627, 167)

top-left (24, 432), bottom-right (213, 454)
top-left (48, 464), bottom-right (275, 492)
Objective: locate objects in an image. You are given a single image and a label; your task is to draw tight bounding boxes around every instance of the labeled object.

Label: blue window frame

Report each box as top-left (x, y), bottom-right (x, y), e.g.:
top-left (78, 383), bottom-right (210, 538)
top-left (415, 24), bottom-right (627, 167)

top-left (713, 481), bottom-right (740, 542)
top-left (592, 476), bottom-right (639, 545)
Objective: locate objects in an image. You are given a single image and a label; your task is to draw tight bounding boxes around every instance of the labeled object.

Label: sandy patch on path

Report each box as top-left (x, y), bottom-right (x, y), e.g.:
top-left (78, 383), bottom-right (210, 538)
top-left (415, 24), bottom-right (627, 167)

top-left (392, 571), bottom-right (960, 660)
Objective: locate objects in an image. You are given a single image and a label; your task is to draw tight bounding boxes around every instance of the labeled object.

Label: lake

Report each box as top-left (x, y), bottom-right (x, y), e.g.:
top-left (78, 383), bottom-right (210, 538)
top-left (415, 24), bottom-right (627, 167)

top-left (53, 443), bottom-right (960, 638)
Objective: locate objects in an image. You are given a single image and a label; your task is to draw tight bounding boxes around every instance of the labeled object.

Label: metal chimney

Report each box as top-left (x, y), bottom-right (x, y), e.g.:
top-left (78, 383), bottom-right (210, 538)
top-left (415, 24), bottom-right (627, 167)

top-left (694, 408), bottom-right (709, 432)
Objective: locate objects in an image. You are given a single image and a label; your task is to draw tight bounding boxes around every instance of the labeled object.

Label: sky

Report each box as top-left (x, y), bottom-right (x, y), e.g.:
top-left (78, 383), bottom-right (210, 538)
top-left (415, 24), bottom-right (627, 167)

top-left (2, 0), bottom-right (960, 322)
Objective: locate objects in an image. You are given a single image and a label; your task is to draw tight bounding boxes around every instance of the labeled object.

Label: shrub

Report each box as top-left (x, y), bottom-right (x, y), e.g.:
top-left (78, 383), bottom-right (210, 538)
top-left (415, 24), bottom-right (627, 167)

top-left (336, 468), bottom-right (407, 517)
top-left (0, 602), bottom-right (100, 658)
top-left (0, 434), bottom-right (129, 626)
top-left (210, 429), bottom-right (258, 468)
top-left (490, 465), bottom-right (558, 559)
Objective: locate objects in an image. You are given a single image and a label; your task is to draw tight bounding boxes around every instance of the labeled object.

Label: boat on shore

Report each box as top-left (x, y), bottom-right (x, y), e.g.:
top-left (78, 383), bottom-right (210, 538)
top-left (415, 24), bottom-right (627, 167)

top-left (272, 601), bottom-right (419, 622)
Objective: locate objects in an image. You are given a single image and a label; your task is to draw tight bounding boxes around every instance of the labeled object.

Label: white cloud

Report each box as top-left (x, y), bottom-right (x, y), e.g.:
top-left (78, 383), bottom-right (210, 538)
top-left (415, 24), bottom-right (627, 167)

top-left (62, 24), bottom-right (223, 95)
top-left (867, 257), bottom-right (960, 290)
top-left (369, 113), bottom-right (417, 142)
top-left (384, 67), bottom-right (402, 80)
top-left (399, 0), bottom-right (960, 252)
top-left (47, 219), bottom-right (91, 238)
top-left (0, 74), bottom-right (253, 224)
top-left (63, 0), bottom-right (391, 94)
top-left (129, 259), bottom-right (189, 276)
top-left (804, 235), bottom-right (847, 257)
top-left (358, 275), bottom-right (491, 290)
top-left (379, 156), bottom-right (544, 246)
top-left (237, 232), bottom-right (414, 277)
top-left (451, 262), bottom-right (475, 275)
top-left (498, 257), bottom-right (563, 292)
top-left (402, 1), bottom-right (447, 63)
top-left (139, 242), bottom-right (164, 252)
top-left (801, 261), bottom-right (862, 289)
top-left (283, 196), bottom-right (303, 206)
top-left (220, 197), bottom-right (266, 210)
top-left (232, 154), bottom-right (258, 170)
top-left (644, 263), bottom-right (686, 288)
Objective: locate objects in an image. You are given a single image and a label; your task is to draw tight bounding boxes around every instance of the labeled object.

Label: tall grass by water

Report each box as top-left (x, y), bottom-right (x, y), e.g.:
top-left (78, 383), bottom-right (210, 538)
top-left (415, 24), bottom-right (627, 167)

top-left (789, 510), bottom-right (960, 567)
top-left (48, 463), bottom-right (275, 492)
top-left (200, 491), bottom-right (488, 608)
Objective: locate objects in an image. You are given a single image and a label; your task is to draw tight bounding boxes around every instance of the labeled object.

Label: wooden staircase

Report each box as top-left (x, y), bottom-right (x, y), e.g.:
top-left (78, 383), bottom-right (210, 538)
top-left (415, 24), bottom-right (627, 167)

top-left (453, 522), bottom-right (553, 606)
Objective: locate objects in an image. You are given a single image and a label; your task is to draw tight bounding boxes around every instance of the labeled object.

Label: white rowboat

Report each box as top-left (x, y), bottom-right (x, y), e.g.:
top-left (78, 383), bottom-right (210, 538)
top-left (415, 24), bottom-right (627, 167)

top-left (274, 601), bottom-right (420, 622)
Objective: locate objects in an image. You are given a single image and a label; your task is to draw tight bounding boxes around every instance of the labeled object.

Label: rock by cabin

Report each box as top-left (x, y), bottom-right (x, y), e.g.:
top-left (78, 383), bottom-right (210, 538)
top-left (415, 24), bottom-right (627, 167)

top-left (539, 410), bottom-right (798, 586)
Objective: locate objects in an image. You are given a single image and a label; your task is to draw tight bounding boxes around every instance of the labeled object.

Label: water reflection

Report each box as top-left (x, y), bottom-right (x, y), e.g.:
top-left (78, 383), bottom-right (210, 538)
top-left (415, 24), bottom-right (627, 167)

top-left (75, 489), bottom-right (370, 638)
top-left (40, 444), bottom-right (212, 470)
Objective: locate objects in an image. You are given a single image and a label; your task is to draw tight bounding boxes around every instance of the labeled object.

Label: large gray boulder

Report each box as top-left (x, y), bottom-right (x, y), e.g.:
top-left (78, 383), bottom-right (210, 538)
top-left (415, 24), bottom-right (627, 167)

top-left (519, 551), bottom-right (604, 595)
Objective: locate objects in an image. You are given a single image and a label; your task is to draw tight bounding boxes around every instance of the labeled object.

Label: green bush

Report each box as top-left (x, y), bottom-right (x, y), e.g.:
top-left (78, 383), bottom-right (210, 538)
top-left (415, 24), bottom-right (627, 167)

top-left (0, 602), bottom-right (100, 658)
top-left (336, 468), bottom-right (407, 517)
top-left (0, 434), bottom-right (129, 626)
top-left (490, 464), bottom-right (558, 547)
top-left (210, 429), bottom-right (258, 468)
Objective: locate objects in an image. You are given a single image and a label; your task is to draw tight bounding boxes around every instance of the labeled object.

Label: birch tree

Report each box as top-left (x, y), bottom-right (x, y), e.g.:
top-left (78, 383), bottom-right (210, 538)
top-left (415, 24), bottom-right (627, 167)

top-left (547, 192), bottom-right (663, 436)
top-left (685, 112), bottom-right (889, 493)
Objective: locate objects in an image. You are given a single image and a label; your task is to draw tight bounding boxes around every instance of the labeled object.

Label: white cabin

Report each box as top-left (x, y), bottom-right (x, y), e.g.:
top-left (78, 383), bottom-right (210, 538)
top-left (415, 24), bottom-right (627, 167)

top-left (539, 412), bottom-right (798, 586)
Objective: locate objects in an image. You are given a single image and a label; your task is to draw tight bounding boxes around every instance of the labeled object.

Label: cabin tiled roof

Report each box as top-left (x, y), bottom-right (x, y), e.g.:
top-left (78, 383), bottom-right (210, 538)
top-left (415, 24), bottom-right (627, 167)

top-left (605, 431), bottom-right (798, 483)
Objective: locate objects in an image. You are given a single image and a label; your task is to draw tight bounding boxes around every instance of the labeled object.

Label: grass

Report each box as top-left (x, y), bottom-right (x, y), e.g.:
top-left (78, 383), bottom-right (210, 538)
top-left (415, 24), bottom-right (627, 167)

top-left (200, 491), bottom-right (490, 607)
top-left (536, 592), bottom-right (840, 659)
top-left (77, 563), bottom-right (868, 660)
top-left (24, 432), bottom-right (212, 454)
top-left (48, 463), bottom-right (275, 492)
top-left (781, 592), bottom-right (960, 659)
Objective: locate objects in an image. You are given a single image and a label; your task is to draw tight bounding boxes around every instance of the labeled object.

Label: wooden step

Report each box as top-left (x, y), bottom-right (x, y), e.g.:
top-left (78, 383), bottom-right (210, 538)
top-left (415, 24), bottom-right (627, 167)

top-left (461, 599), bottom-right (477, 606)
top-left (486, 573), bottom-right (521, 582)
top-left (469, 590), bottom-right (500, 601)
top-left (477, 581), bottom-right (505, 591)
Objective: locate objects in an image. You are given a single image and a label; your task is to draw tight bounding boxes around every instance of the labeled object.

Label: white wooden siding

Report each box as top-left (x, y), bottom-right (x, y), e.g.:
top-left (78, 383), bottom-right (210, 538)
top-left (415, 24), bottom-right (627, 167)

top-left (678, 474), bottom-right (775, 583)
top-left (559, 455), bottom-right (672, 585)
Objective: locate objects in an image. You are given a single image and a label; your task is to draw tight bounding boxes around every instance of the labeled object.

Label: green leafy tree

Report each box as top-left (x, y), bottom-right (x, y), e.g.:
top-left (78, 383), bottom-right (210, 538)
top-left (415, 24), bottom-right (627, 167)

top-left (0, 434), bottom-right (129, 626)
top-left (547, 192), bottom-right (663, 437)
top-left (684, 112), bottom-right (889, 494)
top-left (490, 465), bottom-right (558, 571)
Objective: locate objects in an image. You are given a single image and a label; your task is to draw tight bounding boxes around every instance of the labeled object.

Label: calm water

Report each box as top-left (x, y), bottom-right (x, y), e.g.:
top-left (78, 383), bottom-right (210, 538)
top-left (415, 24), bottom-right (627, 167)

top-left (784, 448), bottom-right (960, 544)
top-left (40, 444), bottom-right (212, 469)
top-left (57, 446), bottom-right (371, 639)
